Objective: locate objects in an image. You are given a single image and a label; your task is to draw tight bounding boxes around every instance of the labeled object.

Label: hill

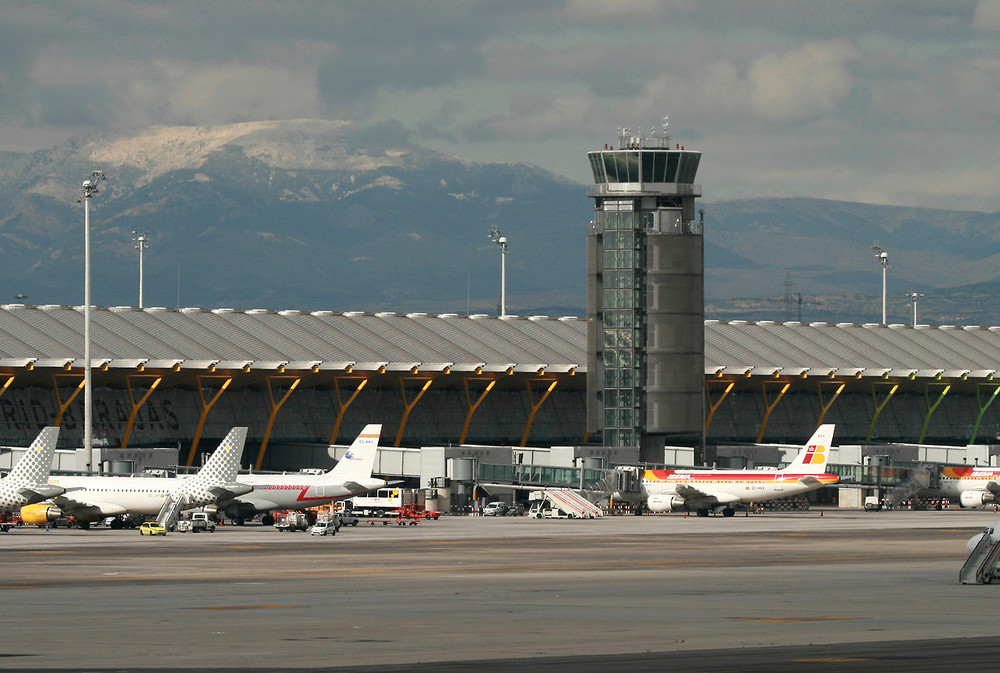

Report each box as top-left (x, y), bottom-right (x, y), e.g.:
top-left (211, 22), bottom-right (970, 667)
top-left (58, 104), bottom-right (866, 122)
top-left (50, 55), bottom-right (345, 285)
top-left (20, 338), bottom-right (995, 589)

top-left (2, 120), bottom-right (999, 325)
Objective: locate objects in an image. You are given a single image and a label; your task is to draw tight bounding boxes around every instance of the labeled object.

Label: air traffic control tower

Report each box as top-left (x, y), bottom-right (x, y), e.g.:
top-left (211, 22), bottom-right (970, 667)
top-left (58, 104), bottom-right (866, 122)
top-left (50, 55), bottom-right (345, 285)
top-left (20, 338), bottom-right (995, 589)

top-left (586, 122), bottom-right (704, 462)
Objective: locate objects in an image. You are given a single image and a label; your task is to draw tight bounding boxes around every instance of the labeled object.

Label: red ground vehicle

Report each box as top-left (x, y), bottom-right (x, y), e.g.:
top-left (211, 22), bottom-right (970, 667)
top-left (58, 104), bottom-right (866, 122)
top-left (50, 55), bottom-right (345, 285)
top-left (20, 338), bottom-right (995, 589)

top-left (369, 503), bottom-right (442, 526)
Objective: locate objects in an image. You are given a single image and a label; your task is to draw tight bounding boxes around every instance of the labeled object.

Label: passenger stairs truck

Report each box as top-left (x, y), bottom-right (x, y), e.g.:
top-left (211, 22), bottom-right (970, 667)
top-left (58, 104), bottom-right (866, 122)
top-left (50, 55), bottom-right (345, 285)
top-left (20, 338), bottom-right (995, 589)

top-left (527, 489), bottom-right (604, 519)
top-left (961, 520), bottom-right (1000, 584)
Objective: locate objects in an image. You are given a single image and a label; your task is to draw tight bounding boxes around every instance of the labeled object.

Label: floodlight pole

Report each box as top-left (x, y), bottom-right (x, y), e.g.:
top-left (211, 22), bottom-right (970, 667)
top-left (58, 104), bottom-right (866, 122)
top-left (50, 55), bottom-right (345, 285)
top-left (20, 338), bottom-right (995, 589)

top-left (872, 242), bottom-right (888, 325)
top-left (908, 291), bottom-right (922, 327)
top-left (132, 231), bottom-right (148, 308)
top-left (82, 171), bottom-right (106, 473)
top-left (488, 227), bottom-right (510, 317)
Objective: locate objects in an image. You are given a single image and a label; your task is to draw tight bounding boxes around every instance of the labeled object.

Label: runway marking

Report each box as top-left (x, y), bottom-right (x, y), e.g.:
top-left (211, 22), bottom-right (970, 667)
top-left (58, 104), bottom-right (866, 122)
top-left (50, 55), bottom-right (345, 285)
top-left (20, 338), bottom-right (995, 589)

top-left (190, 605), bottom-right (296, 610)
top-left (725, 616), bottom-right (861, 622)
top-left (0, 585), bottom-right (41, 589)
top-left (16, 550), bottom-right (73, 554)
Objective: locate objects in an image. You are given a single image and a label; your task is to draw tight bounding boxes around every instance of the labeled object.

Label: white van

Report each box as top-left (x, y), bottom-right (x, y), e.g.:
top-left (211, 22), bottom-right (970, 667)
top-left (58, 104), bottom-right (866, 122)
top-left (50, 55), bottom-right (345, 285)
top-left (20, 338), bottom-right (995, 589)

top-left (309, 516), bottom-right (341, 536)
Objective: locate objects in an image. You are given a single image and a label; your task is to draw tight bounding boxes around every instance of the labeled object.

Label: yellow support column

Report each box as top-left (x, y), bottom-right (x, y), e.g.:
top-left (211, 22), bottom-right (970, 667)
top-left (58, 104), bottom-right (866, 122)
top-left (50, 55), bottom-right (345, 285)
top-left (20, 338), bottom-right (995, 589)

top-left (917, 383), bottom-right (951, 444)
top-left (521, 378), bottom-right (559, 447)
top-left (328, 376), bottom-right (368, 445)
top-left (186, 376), bottom-right (232, 466)
top-left (459, 378), bottom-right (496, 445)
top-left (705, 378), bottom-right (735, 435)
top-left (969, 383), bottom-right (1000, 444)
top-left (120, 375), bottom-right (162, 448)
top-left (815, 380), bottom-right (846, 428)
top-left (395, 378), bottom-right (433, 447)
top-left (51, 375), bottom-right (86, 427)
top-left (756, 380), bottom-right (791, 443)
top-left (866, 382), bottom-right (899, 442)
top-left (255, 376), bottom-right (301, 470)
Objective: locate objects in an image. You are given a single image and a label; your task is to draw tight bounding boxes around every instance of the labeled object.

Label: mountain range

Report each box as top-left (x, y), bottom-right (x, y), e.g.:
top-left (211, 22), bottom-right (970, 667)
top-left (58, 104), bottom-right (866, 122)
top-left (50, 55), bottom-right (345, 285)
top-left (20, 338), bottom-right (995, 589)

top-left (2, 119), bottom-right (999, 326)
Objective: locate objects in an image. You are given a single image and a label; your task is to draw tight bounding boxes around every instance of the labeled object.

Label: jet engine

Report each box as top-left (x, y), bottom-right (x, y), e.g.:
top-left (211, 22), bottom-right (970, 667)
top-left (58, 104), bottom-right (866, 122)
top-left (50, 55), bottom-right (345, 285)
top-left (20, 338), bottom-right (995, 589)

top-left (201, 504), bottom-right (219, 516)
top-left (20, 504), bottom-right (62, 525)
top-left (647, 494), bottom-right (686, 513)
top-left (960, 490), bottom-right (994, 508)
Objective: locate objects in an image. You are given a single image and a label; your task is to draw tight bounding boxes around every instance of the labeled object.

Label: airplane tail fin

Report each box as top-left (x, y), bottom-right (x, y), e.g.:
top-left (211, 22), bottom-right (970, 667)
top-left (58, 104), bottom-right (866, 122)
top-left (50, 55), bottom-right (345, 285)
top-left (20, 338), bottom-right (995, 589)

top-left (6, 427), bottom-right (60, 485)
top-left (324, 424), bottom-right (381, 483)
top-left (785, 424), bottom-right (835, 474)
top-left (192, 427), bottom-right (248, 485)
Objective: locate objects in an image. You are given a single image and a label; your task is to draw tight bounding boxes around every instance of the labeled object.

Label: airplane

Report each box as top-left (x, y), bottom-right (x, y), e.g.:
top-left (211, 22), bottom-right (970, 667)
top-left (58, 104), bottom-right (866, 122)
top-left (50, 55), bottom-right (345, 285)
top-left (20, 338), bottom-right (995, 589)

top-left (21, 427), bottom-right (251, 530)
top-left (0, 427), bottom-right (63, 516)
top-left (217, 424), bottom-right (386, 525)
top-left (622, 424), bottom-right (840, 517)
top-left (926, 467), bottom-right (1000, 509)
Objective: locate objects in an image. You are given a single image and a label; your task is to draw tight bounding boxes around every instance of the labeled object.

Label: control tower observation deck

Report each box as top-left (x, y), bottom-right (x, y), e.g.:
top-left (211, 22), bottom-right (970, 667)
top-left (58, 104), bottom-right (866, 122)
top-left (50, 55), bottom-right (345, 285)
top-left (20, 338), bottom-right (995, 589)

top-left (586, 123), bottom-right (704, 461)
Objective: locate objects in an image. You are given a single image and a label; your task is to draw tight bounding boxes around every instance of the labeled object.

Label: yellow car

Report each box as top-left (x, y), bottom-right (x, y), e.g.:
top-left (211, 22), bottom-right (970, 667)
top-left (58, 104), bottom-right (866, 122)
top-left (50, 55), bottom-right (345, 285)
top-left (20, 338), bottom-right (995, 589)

top-left (139, 521), bottom-right (167, 536)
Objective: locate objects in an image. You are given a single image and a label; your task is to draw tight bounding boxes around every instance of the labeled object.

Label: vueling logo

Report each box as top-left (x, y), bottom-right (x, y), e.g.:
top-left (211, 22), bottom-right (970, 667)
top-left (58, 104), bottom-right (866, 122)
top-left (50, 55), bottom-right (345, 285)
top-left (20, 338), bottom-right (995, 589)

top-left (802, 444), bottom-right (826, 464)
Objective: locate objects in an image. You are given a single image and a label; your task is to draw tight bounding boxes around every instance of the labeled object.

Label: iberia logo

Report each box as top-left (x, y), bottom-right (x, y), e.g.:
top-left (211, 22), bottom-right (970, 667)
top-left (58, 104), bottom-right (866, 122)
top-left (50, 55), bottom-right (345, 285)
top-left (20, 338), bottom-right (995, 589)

top-left (802, 444), bottom-right (826, 464)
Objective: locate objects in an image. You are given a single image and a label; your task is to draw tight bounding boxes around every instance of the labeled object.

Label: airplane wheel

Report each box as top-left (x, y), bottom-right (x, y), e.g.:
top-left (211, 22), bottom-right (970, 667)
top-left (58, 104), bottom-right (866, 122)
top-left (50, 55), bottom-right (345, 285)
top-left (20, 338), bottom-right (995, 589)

top-left (722, 508), bottom-right (735, 517)
top-left (696, 509), bottom-right (709, 517)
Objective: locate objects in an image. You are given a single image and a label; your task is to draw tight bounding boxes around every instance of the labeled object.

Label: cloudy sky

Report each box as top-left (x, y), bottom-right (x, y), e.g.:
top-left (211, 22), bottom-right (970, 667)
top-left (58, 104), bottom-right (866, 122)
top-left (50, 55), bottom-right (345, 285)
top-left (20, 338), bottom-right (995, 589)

top-left (3, 1), bottom-right (1000, 211)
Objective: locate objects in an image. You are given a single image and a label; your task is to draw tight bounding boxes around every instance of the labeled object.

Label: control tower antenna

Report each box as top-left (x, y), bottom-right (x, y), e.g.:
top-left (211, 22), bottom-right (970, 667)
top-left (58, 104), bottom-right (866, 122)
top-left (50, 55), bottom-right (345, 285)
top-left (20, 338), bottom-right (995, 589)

top-left (872, 241), bottom-right (889, 325)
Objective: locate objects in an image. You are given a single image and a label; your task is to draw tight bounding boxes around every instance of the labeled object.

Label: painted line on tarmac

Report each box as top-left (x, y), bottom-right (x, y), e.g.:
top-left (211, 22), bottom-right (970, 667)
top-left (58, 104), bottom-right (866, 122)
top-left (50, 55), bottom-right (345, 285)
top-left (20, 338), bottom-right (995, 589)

top-left (189, 605), bottom-right (297, 610)
top-left (724, 616), bottom-right (862, 622)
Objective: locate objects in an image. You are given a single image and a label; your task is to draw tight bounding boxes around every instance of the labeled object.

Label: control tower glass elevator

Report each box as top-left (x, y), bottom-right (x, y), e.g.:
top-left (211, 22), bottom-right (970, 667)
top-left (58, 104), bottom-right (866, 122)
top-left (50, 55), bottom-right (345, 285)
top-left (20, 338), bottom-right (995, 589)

top-left (586, 124), bottom-right (704, 461)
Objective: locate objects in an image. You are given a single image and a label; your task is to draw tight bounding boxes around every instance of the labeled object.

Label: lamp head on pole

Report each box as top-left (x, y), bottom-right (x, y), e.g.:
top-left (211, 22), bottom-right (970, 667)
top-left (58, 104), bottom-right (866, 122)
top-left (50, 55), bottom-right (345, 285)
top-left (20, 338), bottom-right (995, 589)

top-left (82, 170), bottom-right (106, 198)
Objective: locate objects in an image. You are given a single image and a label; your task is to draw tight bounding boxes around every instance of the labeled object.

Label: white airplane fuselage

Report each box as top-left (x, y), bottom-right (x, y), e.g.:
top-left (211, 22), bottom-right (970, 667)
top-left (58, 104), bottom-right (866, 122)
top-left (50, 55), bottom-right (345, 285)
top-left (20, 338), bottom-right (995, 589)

top-left (228, 475), bottom-right (387, 513)
top-left (45, 474), bottom-right (226, 517)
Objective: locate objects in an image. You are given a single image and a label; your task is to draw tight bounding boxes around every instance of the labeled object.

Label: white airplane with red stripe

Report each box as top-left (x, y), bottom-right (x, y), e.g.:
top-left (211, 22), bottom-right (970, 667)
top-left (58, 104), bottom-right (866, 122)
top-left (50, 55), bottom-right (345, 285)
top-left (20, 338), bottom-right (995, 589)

top-left (638, 424), bottom-right (839, 517)
top-left (216, 424), bottom-right (385, 525)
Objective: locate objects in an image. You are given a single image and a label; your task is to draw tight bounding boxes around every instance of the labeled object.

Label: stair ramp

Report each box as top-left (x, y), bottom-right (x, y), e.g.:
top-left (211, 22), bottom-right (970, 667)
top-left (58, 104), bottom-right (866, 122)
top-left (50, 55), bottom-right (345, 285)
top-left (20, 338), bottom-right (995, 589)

top-left (960, 525), bottom-right (1000, 584)
top-left (155, 493), bottom-right (190, 529)
top-left (885, 467), bottom-right (931, 506)
top-left (544, 488), bottom-right (604, 518)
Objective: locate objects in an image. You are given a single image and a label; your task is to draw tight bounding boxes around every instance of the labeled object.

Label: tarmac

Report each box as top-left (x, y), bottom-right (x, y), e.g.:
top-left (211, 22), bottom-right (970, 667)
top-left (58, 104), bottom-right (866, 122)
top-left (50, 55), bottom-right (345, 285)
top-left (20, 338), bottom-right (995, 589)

top-left (1, 507), bottom-right (999, 672)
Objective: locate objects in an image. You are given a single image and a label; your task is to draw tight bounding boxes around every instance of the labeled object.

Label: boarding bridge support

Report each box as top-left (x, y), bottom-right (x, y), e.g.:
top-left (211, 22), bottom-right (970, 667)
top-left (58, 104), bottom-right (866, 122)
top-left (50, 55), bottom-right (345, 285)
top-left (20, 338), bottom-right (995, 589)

top-left (885, 466), bottom-right (932, 506)
top-left (961, 523), bottom-right (1000, 584)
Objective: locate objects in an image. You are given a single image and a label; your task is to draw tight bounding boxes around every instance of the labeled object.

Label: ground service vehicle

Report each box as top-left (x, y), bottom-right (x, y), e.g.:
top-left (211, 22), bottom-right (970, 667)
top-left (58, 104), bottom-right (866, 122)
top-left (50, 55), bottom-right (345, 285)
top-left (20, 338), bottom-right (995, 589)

top-left (309, 517), bottom-right (341, 536)
top-left (177, 512), bottom-right (216, 532)
top-left (139, 521), bottom-right (167, 536)
top-left (483, 501), bottom-right (508, 516)
top-left (275, 511), bottom-right (310, 532)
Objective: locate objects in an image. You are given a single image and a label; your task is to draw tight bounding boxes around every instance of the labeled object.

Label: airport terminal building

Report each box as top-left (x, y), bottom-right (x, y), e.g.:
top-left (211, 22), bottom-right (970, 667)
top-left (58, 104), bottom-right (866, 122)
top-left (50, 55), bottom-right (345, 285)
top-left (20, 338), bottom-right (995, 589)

top-left (1, 304), bottom-right (1000, 476)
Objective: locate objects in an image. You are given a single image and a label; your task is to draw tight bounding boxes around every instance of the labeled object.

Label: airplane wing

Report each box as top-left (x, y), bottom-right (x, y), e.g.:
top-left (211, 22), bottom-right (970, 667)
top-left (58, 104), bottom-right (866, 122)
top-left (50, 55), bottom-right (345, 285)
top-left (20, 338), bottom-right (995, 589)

top-left (18, 484), bottom-right (65, 501)
top-left (675, 483), bottom-right (717, 502)
top-left (53, 496), bottom-right (128, 517)
top-left (674, 483), bottom-right (739, 506)
top-left (208, 482), bottom-right (253, 499)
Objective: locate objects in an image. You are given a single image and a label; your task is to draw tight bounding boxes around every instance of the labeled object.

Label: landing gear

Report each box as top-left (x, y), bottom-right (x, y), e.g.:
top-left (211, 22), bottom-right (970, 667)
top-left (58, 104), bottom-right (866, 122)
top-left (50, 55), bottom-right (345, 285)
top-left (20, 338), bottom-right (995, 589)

top-left (110, 518), bottom-right (124, 530)
top-left (260, 514), bottom-right (275, 526)
top-left (696, 508), bottom-right (710, 517)
top-left (722, 507), bottom-right (735, 517)
top-left (77, 519), bottom-right (91, 530)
